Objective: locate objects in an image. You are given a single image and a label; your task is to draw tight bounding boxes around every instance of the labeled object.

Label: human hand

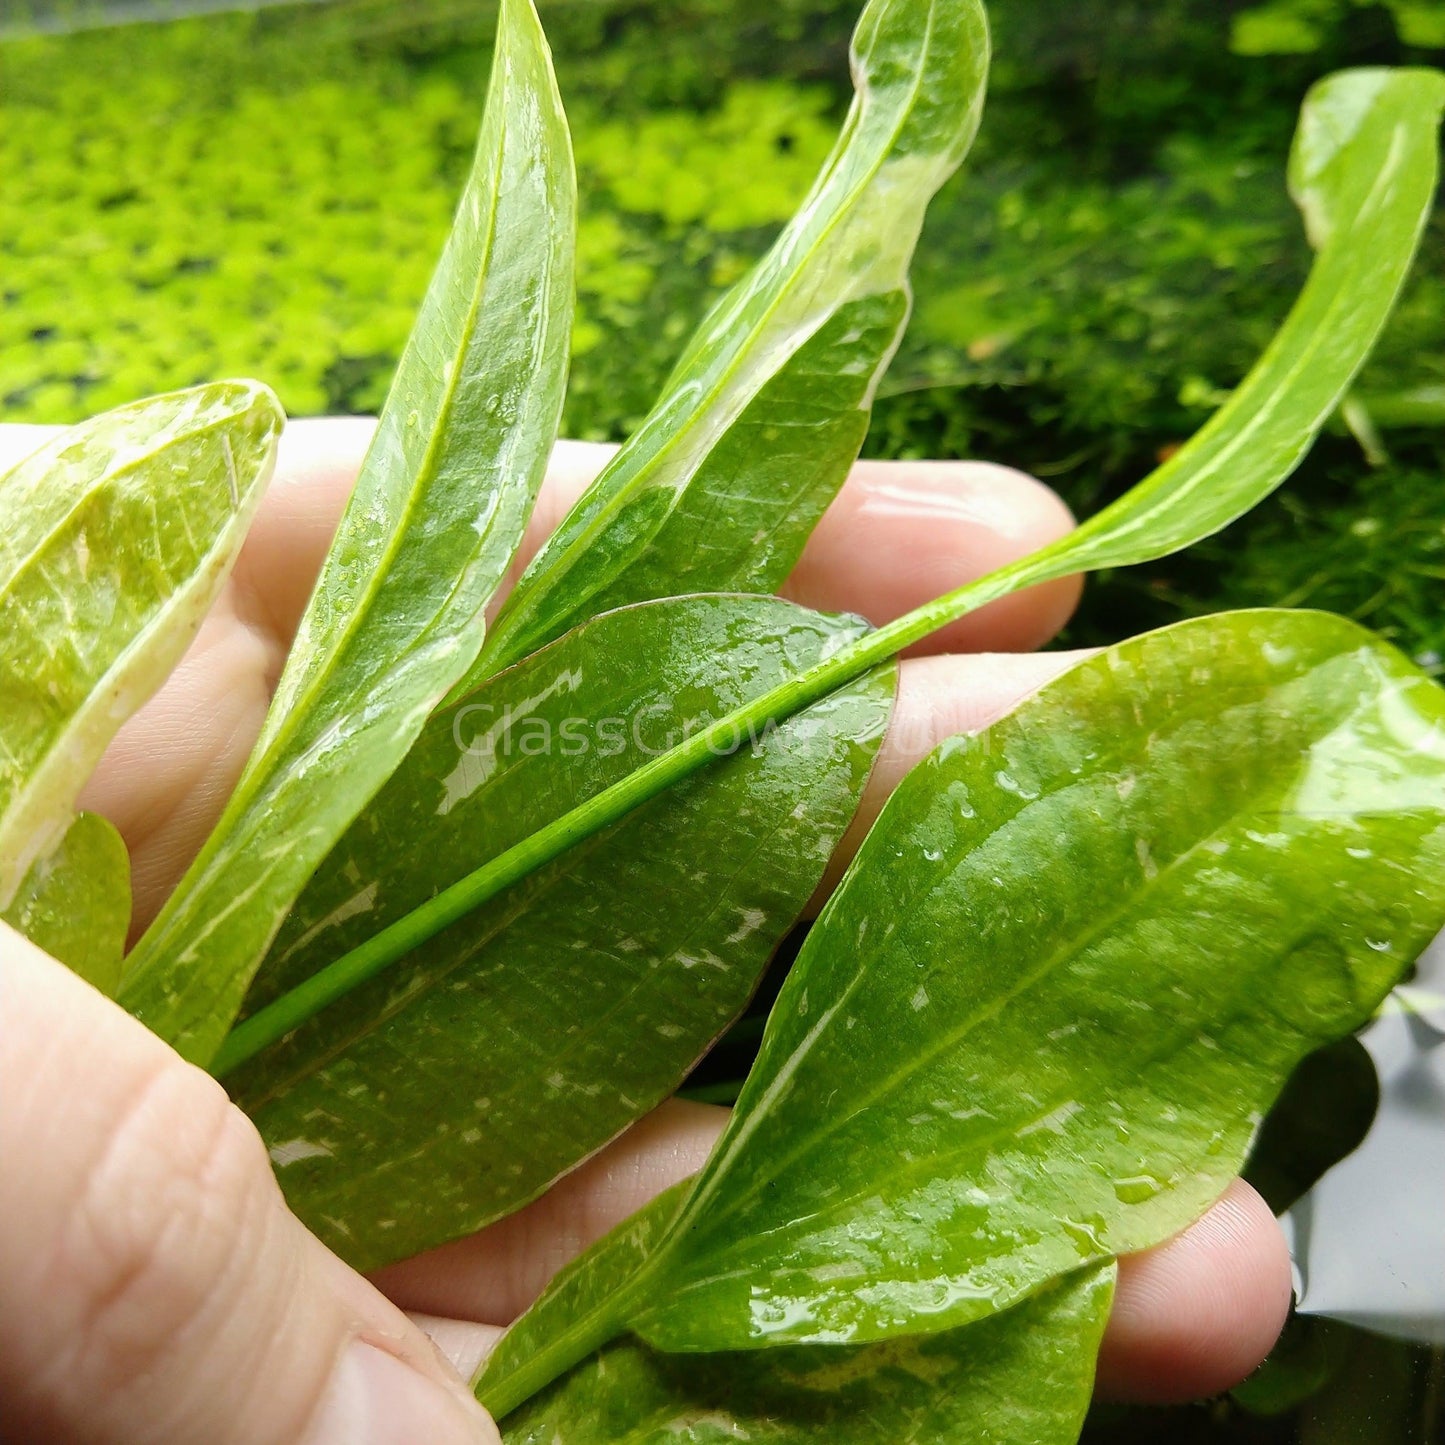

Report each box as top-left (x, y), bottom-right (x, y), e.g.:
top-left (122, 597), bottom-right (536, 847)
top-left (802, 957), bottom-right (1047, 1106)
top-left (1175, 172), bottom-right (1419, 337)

top-left (0, 421), bottom-right (1291, 1443)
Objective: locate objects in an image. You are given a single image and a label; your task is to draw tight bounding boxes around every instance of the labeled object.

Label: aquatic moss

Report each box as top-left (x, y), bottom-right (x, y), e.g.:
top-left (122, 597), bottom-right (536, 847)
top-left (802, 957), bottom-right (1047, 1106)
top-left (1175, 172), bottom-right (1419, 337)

top-left (0, 9), bottom-right (838, 430)
top-left (4, 1), bottom-right (1439, 435)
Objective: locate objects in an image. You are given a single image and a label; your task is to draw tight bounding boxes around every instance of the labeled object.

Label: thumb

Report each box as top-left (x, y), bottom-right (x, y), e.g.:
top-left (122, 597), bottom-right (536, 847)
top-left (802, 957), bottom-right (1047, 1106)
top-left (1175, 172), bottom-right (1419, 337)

top-left (0, 923), bottom-right (498, 1445)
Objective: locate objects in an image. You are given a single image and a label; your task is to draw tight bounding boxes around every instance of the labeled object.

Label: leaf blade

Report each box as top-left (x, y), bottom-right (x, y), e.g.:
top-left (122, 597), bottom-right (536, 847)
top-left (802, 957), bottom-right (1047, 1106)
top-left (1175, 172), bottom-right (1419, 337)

top-left (0, 381), bottom-right (281, 907)
top-left (206, 61), bottom-right (1445, 1089)
top-left (935, 67), bottom-right (1444, 607)
top-left (118, 0), bottom-right (576, 1064)
top-left (228, 596), bottom-right (893, 1267)
top-left (475, 0), bottom-right (989, 676)
top-left (500, 1267), bottom-right (1114, 1445)
top-left (630, 609), bottom-right (1445, 1350)
top-left (1, 811), bottom-right (130, 994)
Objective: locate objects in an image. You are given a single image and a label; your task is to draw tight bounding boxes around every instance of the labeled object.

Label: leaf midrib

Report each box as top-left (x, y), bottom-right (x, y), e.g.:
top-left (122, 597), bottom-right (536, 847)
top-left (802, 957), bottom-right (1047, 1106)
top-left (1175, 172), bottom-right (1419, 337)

top-left (246, 681), bottom-right (872, 1196)
top-left (663, 651), bottom-right (1370, 1256)
top-left (491, 0), bottom-right (941, 650)
top-left (1067, 113), bottom-right (1414, 564)
top-left (242, 101), bottom-right (512, 795)
top-left (0, 405), bottom-right (251, 607)
top-left (122, 59), bottom-right (519, 1012)
top-left (667, 891), bottom-right (1335, 1305)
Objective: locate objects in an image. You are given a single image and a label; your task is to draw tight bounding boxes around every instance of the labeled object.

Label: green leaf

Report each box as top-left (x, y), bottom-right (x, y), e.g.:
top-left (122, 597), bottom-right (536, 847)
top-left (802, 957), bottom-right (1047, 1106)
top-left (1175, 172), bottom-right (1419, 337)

top-left (901, 67), bottom-right (1445, 624)
top-left (0, 381), bottom-right (281, 908)
top-left (118, 0), bottom-right (576, 1066)
top-left (212, 63), bottom-right (1445, 1079)
top-left (482, 1181), bottom-right (692, 1413)
top-left (500, 1267), bottom-right (1114, 1444)
top-left (226, 595), bottom-right (893, 1268)
top-left (1351, 384), bottom-right (1445, 429)
top-left (469, 608), bottom-right (1445, 1407)
top-left (627, 609), bottom-right (1445, 1352)
top-left (1387, 1), bottom-right (1445, 49)
top-left (1231, 4), bottom-right (1332, 57)
top-left (475, 0), bottom-right (989, 676)
top-left (1, 811), bottom-right (130, 994)
top-left (478, 1183), bottom-right (1113, 1435)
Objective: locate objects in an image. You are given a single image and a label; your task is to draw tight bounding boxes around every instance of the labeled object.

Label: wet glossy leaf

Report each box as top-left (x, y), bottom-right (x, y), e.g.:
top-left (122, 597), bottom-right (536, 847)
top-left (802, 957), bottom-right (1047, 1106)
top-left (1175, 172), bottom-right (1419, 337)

top-left (501, 1268), bottom-right (1114, 1445)
top-left (297, 62), bottom-right (1445, 1072)
top-left (617, 609), bottom-right (1445, 1352)
top-left (0, 381), bottom-right (280, 908)
top-left (228, 595), bottom-right (893, 1267)
top-left (467, 607), bottom-right (1445, 1401)
top-left (884, 67), bottom-right (1445, 623)
top-left (1, 812), bottom-right (129, 994)
top-left (481, 1182), bottom-right (693, 1413)
top-left (478, 1181), bottom-right (1112, 1436)
top-left (476, 0), bottom-right (989, 676)
top-left (119, 0), bottom-right (576, 1065)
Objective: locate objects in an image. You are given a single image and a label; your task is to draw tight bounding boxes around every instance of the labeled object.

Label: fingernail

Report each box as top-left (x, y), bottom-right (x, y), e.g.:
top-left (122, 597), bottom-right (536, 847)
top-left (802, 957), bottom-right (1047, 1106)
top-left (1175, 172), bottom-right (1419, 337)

top-left (307, 1338), bottom-right (497, 1445)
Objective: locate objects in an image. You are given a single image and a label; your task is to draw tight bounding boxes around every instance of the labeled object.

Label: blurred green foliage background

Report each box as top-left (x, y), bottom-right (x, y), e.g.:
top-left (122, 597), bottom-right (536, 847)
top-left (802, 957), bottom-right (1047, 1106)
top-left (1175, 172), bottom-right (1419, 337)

top-left (2, 0), bottom-right (1444, 1437)
top-left (2, 0), bottom-right (1443, 677)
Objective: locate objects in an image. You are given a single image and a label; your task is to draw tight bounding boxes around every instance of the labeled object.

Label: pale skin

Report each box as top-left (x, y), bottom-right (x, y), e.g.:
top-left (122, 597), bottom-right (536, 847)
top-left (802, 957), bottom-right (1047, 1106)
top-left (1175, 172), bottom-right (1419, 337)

top-left (0, 420), bottom-right (1293, 1444)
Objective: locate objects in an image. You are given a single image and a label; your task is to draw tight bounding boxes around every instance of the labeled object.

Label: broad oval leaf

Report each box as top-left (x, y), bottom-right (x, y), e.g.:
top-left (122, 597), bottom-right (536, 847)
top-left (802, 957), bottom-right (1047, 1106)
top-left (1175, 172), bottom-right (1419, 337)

top-left (0, 380), bottom-right (280, 907)
top-left (119, 0), bottom-right (577, 1065)
top-left (474, 0), bottom-right (990, 678)
top-left (500, 1268), bottom-right (1113, 1445)
top-left (1, 811), bottom-right (130, 994)
top-left (625, 609), bottom-right (1445, 1351)
top-left (228, 595), bottom-right (893, 1268)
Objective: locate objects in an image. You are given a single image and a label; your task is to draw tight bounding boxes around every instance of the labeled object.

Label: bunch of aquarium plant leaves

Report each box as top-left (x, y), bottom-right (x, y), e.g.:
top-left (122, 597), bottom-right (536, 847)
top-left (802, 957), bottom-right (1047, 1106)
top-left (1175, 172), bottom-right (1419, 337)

top-left (3, 0), bottom-right (1445, 1438)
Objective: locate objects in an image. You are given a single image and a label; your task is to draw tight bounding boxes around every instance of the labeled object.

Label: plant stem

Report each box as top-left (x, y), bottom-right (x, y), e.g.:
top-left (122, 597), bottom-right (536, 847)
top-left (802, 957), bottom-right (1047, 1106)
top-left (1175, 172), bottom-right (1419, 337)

top-left (210, 553), bottom-right (1042, 1078)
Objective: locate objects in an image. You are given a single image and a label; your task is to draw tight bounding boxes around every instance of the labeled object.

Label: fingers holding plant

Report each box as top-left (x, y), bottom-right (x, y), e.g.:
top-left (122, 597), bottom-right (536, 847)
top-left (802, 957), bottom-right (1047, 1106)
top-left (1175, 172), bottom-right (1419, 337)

top-left (3, 0), bottom-right (1442, 1437)
top-left (0, 408), bottom-right (1292, 1415)
top-left (0, 924), bottom-right (499, 1445)
top-left (67, 423), bottom-right (1084, 934)
top-left (372, 1099), bottom-right (1290, 1407)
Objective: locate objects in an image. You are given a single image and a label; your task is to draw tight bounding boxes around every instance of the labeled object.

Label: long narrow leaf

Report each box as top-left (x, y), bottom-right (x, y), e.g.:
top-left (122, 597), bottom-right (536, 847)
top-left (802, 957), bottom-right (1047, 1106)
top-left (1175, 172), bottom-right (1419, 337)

top-left (472, 0), bottom-right (989, 679)
top-left (957, 66), bottom-right (1444, 592)
top-left (119, 0), bottom-right (576, 1064)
